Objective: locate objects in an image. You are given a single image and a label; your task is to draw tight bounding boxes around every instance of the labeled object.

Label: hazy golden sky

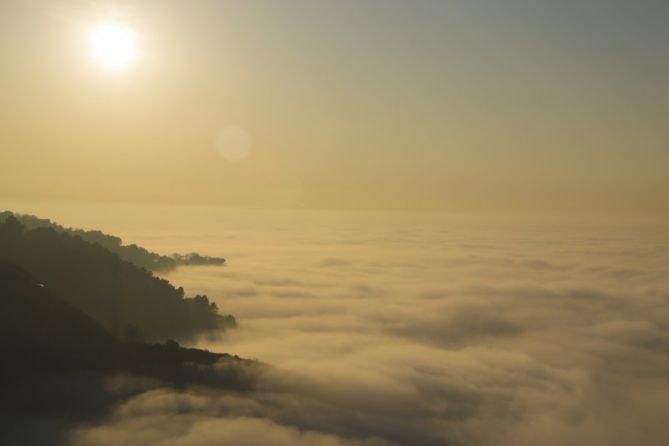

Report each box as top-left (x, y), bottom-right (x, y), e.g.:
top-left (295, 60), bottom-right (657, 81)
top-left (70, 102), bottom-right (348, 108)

top-left (1, 0), bottom-right (668, 213)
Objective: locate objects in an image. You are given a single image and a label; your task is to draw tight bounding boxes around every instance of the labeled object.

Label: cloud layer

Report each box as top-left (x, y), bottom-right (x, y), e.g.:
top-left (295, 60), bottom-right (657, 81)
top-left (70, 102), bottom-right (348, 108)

top-left (72, 213), bottom-right (669, 446)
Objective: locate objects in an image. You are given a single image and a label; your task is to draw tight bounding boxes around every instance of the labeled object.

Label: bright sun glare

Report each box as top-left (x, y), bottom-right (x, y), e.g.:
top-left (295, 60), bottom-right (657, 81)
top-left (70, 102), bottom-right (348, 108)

top-left (89, 23), bottom-right (138, 70)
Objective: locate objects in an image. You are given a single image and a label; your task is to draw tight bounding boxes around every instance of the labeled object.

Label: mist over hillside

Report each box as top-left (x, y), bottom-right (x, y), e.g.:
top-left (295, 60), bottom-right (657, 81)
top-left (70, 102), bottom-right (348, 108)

top-left (0, 214), bottom-right (257, 446)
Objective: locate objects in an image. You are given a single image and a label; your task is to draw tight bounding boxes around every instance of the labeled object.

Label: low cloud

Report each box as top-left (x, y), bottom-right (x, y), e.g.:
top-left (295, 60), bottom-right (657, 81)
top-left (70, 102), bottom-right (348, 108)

top-left (70, 220), bottom-right (669, 445)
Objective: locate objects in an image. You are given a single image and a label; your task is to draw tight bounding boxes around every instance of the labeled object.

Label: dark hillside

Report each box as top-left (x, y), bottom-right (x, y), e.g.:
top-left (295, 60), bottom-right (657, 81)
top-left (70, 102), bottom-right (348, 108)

top-left (0, 217), bottom-right (235, 341)
top-left (0, 259), bottom-right (231, 372)
top-left (0, 211), bottom-right (226, 271)
top-left (0, 260), bottom-right (257, 446)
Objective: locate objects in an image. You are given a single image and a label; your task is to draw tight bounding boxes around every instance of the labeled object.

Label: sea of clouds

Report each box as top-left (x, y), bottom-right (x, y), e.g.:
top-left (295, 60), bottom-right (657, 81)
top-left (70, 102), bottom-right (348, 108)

top-left (39, 208), bottom-right (668, 446)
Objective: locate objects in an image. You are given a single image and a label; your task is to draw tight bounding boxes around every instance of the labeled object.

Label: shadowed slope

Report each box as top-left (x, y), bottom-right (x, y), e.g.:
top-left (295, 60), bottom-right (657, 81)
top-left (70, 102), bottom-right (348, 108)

top-left (0, 211), bottom-right (226, 271)
top-left (0, 217), bottom-right (235, 341)
top-left (0, 259), bottom-right (259, 446)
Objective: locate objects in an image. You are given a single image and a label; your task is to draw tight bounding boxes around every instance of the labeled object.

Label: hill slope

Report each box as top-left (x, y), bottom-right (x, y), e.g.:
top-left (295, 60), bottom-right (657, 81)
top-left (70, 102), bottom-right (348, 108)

top-left (0, 216), bottom-right (235, 341)
top-left (0, 211), bottom-right (226, 271)
top-left (0, 260), bottom-right (257, 446)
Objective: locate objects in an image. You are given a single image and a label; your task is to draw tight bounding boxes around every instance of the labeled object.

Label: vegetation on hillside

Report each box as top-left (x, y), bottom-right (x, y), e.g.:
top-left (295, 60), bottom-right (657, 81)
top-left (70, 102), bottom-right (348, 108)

top-left (0, 216), bottom-right (235, 341)
top-left (0, 211), bottom-right (226, 271)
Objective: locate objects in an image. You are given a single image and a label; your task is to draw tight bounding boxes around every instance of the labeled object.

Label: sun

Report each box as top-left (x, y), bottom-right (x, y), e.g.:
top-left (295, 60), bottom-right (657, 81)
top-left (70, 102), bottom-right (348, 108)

top-left (89, 23), bottom-right (138, 70)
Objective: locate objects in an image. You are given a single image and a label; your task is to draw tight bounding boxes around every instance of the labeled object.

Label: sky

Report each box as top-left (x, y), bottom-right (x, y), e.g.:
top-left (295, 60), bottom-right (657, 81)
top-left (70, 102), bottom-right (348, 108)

top-left (1, 0), bottom-right (668, 214)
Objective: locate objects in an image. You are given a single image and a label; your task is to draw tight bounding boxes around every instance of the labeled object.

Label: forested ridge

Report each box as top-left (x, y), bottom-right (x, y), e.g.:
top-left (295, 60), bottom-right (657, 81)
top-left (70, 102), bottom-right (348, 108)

top-left (0, 259), bottom-right (231, 372)
top-left (0, 211), bottom-right (226, 271)
top-left (0, 215), bottom-right (235, 341)
top-left (0, 258), bottom-right (256, 446)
